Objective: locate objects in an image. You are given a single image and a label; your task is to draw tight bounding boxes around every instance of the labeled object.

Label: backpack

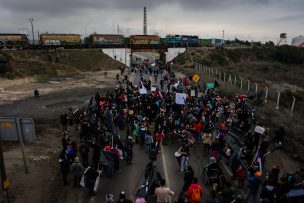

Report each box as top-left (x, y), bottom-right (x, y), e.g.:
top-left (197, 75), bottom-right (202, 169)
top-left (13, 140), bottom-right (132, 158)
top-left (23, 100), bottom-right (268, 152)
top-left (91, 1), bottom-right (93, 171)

top-left (191, 187), bottom-right (201, 201)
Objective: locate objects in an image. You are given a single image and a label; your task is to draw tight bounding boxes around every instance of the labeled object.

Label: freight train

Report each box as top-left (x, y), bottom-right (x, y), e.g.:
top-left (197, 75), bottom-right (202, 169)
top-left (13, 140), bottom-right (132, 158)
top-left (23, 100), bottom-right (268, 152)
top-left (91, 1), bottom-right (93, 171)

top-left (0, 33), bottom-right (222, 49)
top-left (164, 35), bottom-right (199, 46)
top-left (0, 34), bottom-right (29, 49)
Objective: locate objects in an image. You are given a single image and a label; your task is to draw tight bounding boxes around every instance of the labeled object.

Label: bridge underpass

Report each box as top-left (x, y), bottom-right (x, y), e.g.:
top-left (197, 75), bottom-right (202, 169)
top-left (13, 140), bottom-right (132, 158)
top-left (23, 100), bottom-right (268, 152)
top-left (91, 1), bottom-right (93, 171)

top-left (102, 48), bottom-right (186, 66)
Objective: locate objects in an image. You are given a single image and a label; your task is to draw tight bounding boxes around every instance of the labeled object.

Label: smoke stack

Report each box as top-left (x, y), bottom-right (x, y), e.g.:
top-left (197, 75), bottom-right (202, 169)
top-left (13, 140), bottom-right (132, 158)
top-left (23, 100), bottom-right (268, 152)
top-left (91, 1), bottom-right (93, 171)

top-left (143, 6), bottom-right (147, 35)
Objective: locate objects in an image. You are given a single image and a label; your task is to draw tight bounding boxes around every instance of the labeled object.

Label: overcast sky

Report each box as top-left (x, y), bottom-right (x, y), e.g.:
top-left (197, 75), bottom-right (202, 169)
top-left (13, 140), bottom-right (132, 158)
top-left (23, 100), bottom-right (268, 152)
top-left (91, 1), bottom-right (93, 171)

top-left (1, 0), bottom-right (303, 43)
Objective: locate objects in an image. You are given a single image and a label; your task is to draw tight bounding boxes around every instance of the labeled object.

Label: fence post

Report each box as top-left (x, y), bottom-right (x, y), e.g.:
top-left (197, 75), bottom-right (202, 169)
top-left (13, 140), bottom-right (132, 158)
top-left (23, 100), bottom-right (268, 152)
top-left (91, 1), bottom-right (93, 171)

top-left (255, 83), bottom-right (258, 93)
top-left (276, 91), bottom-right (280, 110)
top-left (208, 67), bottom-right (211, 76)
top-left (224, 72), bottom-right (226, 83)
top-left (16, 118), bottom-right (29, 174)
top-left (247, 80), bottom-right (250, 92)
top-left (290, 96), bottom-right (296, 116)
top-left (219, 71), bottom-right (221, 80)
top-left (228, 74), bottom-right (232, 85)
top-left (234, 74), bottom-right (237, 86)
top-left (264, 87), bottom-right (268, 103)
top-left (211, 68), bottom-right (214, 76)
top-left (216, 69), bottom-right (218, 75)
top-left (240, 77), bottom-right (243, 89)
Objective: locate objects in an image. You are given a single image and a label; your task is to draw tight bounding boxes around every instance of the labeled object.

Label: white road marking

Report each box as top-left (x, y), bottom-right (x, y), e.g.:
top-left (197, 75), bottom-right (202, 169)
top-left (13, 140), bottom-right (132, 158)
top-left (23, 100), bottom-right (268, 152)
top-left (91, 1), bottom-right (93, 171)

top-left (160, 145), bottom-right (170, 187)
top-left (89, 196), bottom-right (95, 203)
top-left (219, 160), bottom-right (233, 177)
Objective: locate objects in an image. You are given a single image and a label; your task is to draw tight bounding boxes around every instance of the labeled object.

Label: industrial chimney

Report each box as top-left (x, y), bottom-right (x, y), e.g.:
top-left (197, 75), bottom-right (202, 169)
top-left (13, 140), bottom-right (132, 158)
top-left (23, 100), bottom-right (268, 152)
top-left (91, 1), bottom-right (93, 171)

top-left (143, 6), bottom-right (147, 35)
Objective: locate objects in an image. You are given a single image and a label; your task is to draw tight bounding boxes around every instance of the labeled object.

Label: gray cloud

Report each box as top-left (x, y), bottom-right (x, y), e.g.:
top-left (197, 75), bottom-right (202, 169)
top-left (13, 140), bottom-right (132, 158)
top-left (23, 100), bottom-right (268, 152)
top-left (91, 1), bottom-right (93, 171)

top-left (0, 0), bottom-right (303, 42)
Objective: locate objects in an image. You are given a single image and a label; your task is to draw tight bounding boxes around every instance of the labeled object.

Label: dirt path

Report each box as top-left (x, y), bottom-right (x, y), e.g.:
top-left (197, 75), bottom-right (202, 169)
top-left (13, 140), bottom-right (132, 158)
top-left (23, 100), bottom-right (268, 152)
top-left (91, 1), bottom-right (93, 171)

top-left (0, 70), bottom-right (120, 203)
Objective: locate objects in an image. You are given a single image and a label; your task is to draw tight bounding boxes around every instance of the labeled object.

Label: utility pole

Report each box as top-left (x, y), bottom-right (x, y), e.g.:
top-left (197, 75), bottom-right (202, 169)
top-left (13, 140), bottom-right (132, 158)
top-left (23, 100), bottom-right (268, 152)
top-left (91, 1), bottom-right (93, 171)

top-left (29, 18), bottom-right (34, 45)
top-left (222, 30), bottom-right (225, 46)
top-left (143, 6), bottom-right (147, 35)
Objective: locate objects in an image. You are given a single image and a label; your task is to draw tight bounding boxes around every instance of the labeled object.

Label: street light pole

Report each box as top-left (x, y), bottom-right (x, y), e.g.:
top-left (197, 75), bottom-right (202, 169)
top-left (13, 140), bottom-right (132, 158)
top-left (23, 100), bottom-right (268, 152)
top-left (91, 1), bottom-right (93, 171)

top-left (29, 18), bottom-right (34, 45)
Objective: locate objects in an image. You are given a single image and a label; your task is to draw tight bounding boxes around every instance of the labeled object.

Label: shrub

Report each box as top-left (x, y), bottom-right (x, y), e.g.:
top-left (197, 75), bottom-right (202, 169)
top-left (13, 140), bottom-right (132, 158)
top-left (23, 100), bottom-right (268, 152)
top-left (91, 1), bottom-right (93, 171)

top-left (210, 52), bottom-right (228, 66)
top-left (272, 46), bottom-right (304, 64)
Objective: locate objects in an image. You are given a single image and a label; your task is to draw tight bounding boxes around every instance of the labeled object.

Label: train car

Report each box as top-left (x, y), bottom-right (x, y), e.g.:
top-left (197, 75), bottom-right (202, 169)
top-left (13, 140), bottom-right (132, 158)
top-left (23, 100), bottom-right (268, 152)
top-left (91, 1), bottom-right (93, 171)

top-left (129, 35), bottom-right (160, 45)
top-left (180, 35), bottom-right (199, 46)
top-left (211, 38), bottom-right (223, 46)
top-left (164, 35), bottom-right (199, 46)
top-left (199, 39), bottom-right (212, 47)
top-left (123, 37), bottom-right (130, 45)
top-left (0, 34), bottom-right (29, 49)
top-left (165, 35), bottom-right (181, 45)
top-left (85, 34), bottom-right (124, 47)
top-left (40, 34), bottom-right (81, 46)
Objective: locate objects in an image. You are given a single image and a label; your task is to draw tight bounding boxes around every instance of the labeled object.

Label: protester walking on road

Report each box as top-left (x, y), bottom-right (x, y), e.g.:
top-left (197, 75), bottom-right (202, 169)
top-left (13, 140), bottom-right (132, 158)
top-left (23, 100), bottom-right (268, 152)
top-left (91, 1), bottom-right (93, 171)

top-left (60, 112), bottom-right (68, 132)
top-left (79, 142), bottom-right (89, 168)
top-left (85, 165), bottom-right (99, 196)
top-left (179, 142), bottom-right (190, 174)
top-left (187, 177), bottom-right (203, 203)
top-left (70, 157), bottom-right (84, 187)
top-left (183, 165), bottom-right (194, 192)
top-left (202, 132), bottom-right (212, 154)
top-left (154, 179), bottom-right (174, 203)
top-left (245, 169), bottom-right (262, 203)
top-left (125, 136), bottom-right (135, 165)
top-left (59, 149), bottom-right (70, 185)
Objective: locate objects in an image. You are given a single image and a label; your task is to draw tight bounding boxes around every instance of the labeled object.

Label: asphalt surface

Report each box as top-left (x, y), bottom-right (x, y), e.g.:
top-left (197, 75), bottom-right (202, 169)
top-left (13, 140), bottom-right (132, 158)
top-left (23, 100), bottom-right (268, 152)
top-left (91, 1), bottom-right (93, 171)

top-left (73, 69), bottom-right (216, 203)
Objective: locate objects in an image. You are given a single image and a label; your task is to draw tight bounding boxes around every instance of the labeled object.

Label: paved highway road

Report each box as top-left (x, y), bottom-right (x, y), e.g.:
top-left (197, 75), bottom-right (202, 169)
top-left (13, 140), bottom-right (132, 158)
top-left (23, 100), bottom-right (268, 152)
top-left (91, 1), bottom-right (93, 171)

top-left (64, 53), bottom-right (235, 203)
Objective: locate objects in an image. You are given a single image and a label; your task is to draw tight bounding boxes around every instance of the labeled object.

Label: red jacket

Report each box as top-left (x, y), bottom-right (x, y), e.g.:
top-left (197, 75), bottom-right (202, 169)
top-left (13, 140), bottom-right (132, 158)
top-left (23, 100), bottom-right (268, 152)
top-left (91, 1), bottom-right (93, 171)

top-left (155, 132), bottom-right (165, 142)
top-left (187, 183), bottom-right (203, 203)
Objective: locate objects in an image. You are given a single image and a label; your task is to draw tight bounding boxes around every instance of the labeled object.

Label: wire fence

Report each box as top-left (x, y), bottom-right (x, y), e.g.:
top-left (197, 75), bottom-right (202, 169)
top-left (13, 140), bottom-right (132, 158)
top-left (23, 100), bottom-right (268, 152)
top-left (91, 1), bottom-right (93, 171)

top-left (193, 62), bottom-right (298, 117)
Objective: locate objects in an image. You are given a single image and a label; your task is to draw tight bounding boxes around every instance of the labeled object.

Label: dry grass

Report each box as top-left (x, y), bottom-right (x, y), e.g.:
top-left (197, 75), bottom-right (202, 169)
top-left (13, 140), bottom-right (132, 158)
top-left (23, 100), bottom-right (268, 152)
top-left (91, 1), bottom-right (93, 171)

top-left (176, 48), bottom-right (304, 162)
top-left (0, 49), bottom-right (124, 79)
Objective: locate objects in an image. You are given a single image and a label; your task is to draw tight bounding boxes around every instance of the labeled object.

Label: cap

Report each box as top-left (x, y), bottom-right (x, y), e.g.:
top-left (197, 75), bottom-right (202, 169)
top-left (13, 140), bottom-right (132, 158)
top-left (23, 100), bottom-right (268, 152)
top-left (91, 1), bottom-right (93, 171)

top-left (120, 191), bottom-right (126, 199)
top-left (74, 157), bottom-right (80, 163)
top-left (105, 146), bottom-right (111, 151)
top-left (255, 171), bottom-right (262, 177)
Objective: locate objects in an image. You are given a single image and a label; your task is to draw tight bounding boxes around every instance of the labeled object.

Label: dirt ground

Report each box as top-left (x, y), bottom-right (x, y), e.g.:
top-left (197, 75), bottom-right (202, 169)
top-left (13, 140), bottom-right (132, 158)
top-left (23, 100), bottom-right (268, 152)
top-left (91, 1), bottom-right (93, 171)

top-left (0, 70), bottom-right (119, 203)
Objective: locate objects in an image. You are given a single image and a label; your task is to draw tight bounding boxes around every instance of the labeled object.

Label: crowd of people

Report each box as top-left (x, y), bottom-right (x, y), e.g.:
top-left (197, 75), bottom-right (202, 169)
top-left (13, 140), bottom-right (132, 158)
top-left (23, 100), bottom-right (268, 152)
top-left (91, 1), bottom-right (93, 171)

top-left (57, 61), bottom-right (304, 203)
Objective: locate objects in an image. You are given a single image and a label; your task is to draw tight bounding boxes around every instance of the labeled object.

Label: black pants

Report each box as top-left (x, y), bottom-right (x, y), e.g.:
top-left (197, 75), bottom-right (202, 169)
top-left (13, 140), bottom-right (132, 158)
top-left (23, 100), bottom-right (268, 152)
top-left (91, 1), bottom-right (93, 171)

top-left (81, 155), bottom-right (89, 168)
top-left (62, 173), bottom-right (68, 185)
top-left (74, 177), bottom-right (81, 187)
top-left (126, 151), bottom-right (133, 164)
